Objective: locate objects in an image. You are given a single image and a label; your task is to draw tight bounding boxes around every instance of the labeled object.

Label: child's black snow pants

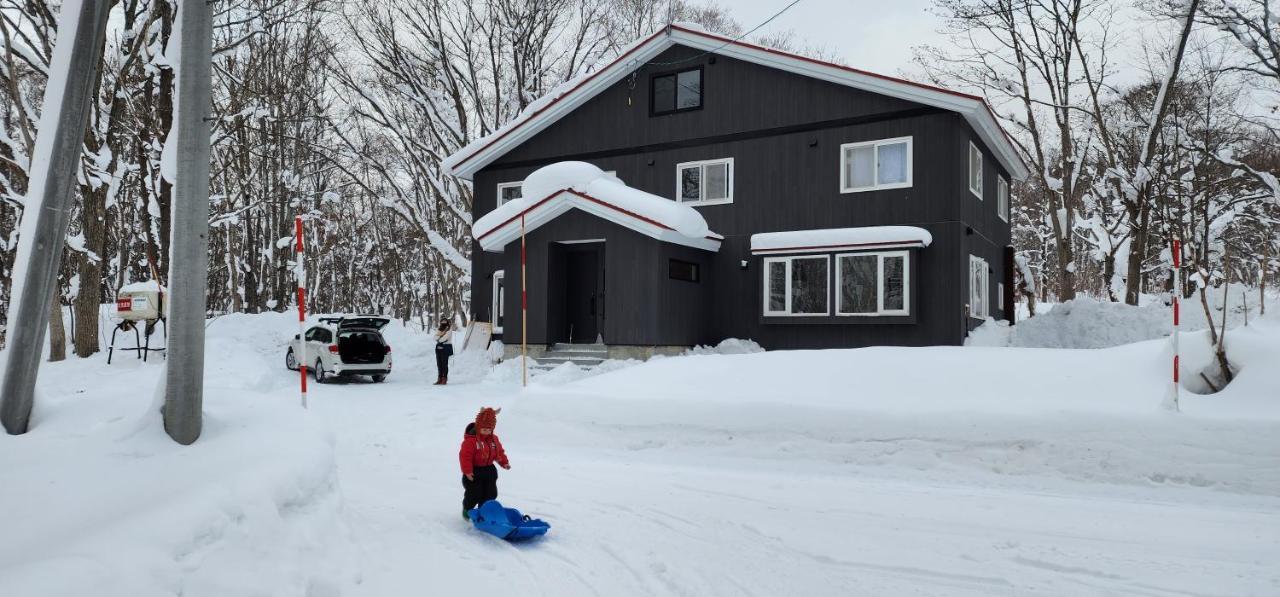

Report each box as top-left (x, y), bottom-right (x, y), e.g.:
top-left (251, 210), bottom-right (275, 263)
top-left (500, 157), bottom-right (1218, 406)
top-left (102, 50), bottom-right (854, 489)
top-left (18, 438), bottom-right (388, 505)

top-left (462, 464), bottom-right (499, 512)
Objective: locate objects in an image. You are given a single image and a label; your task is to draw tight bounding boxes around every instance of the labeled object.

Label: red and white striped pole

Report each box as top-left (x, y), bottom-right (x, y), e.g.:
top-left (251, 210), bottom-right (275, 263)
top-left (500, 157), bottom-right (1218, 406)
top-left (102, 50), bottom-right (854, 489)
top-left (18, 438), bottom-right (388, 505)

top-left (521, 214), bottom-right (528, 388)
top-left (1169, 239), bottom-right (1181, 411)
top-left (296, 216), bottom-right (308, 409)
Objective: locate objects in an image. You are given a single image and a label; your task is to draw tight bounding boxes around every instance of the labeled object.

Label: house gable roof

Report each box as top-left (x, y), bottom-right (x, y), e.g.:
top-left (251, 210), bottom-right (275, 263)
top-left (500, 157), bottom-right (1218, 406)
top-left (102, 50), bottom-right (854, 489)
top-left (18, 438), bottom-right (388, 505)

top-left (444, 25), bottom-right (1029, 181)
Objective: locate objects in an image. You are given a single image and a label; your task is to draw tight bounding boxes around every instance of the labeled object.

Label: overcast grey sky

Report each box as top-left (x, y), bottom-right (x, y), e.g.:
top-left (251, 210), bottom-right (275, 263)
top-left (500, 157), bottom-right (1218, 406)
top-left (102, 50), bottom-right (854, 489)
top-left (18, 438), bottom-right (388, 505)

top-left (727, 0), bottom-right (944, 78)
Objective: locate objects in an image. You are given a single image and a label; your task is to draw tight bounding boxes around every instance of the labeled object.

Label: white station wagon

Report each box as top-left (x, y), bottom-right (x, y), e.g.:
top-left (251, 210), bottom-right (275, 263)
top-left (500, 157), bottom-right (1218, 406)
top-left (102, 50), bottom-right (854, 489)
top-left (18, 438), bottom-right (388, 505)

top-left (286, 316), bottom-right (393, 383)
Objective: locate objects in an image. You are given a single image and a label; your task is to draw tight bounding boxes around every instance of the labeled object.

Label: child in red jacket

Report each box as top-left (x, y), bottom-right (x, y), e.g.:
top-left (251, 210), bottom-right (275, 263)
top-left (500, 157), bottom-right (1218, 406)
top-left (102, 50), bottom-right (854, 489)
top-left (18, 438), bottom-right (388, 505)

top-left (459, 407), bottom-right (510, 520)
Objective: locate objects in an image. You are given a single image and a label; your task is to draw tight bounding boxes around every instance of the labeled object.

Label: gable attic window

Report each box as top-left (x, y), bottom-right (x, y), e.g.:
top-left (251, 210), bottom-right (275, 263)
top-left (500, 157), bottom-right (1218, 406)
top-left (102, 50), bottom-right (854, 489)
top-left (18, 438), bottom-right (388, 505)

top-left (497, 182), bottom-right (523, 207)
top-left (652, 67), bottom-right (702, 115)
top-left (840, 137), bottom-right (912, 193)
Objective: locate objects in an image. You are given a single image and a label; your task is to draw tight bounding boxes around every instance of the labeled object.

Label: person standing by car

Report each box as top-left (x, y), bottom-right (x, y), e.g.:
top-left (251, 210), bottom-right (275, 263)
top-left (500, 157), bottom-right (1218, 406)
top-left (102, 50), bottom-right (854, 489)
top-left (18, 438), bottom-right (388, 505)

top-left (434, 320), bottom-right (453, 385)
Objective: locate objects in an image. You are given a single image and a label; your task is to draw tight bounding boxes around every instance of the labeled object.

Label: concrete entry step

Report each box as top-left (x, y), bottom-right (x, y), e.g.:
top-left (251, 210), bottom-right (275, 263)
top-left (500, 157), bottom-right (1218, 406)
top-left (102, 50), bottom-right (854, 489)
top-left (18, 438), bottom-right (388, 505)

top-left (533, 343), bottom-right (609, 371)
top-left (549, 342), bottom-right (607, 354)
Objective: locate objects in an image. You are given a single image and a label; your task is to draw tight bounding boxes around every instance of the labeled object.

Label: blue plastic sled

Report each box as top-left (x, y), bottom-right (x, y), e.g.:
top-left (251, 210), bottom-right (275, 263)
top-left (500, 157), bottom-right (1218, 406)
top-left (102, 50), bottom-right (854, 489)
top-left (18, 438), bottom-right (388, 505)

top-left (468, 500), bottom-right (551, 541)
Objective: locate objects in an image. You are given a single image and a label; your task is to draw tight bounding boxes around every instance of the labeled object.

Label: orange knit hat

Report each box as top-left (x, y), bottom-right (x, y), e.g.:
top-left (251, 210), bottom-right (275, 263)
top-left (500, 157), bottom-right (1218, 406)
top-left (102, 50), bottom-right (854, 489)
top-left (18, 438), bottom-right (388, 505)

top-left (475, 407), bottom-right (500, 430)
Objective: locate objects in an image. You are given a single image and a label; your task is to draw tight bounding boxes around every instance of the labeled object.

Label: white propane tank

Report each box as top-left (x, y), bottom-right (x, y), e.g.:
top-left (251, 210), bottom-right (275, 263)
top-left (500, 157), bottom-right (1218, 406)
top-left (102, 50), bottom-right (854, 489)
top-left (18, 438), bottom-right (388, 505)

top-left (116, 281), bottom-right (167, 321)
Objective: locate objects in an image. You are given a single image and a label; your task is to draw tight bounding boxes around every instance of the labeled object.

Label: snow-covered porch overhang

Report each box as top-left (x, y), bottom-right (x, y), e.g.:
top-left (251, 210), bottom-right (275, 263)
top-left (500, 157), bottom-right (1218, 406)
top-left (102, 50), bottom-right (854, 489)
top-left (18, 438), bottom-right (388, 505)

top-left (473, 162), bottom-right (723, 252)
top-left (750, 226), bottom-right (933, 255)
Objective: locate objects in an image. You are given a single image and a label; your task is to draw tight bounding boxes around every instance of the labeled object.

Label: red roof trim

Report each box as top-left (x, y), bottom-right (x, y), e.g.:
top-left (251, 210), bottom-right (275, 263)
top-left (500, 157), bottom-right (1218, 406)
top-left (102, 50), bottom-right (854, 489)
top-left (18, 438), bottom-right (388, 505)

top-left (668, 25), bottom-right (984, 103)
top-left (452, 29), bottom-right (667, 173)
top-left (566, 189), bottom-right (676, 232)
top-left (453, 25), bottom-right (1024, 177)
top-left (475, 187), bottom-right (722, 247)
top-left (669, 25), bottom-right (1026, 174)
top-left (474, 190), bottom-right (562, 242)
top-left (752, 240), bottom-right (927, 254)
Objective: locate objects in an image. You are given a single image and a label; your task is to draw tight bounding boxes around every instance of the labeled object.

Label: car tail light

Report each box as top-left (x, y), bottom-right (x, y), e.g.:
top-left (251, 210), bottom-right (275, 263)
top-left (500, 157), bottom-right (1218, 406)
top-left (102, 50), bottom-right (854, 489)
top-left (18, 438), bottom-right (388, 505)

top-left (328, 344), bottom-right (339, 354)
top-left (384, 345), bottom-right (392, 354)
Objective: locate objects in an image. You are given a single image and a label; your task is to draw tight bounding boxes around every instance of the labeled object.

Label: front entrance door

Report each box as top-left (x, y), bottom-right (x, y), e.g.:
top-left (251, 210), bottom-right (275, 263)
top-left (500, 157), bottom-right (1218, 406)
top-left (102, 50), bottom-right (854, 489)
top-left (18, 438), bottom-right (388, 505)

top-left (560, 245), bottom-right (603, 343)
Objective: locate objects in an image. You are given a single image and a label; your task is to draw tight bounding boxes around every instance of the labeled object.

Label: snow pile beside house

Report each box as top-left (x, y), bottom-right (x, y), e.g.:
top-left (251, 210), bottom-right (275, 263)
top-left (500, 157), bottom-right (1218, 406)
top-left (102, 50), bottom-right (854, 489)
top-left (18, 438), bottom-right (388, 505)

top-left (970, 297), bottom-right (1171, 348)
top-left (971, 288), bottom-right (1273, 349)
top-left (684, 338), bottom-right (764, 355)
top-left (472, 162), bottom-right (711, 241)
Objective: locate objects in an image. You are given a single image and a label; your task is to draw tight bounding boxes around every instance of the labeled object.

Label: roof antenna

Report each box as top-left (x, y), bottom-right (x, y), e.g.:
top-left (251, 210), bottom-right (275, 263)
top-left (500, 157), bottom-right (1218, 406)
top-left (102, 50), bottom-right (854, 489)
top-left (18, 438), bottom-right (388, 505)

top-left (665, 0), bottom-right (674, 36)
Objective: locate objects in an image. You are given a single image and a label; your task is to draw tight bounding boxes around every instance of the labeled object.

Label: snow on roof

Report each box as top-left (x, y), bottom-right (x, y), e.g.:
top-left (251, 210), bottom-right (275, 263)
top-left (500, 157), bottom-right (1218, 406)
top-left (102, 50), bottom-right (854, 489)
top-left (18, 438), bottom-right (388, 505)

top-left (119, 280), bottom-right (166, 293)
top-left (473, 162), bottom-right (721, 252)
top-left (750, 226), bottom-right (932, 254)
top-left (444, 26), bottom-right (1029, 181)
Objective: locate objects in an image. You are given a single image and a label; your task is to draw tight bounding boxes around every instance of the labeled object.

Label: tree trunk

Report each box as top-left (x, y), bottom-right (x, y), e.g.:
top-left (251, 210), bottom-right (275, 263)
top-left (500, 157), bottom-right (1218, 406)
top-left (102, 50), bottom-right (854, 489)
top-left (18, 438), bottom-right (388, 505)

top-left (48, 294), bottom-right (65, 362)
top-left (1124, 199), bottom-right (1150, 305)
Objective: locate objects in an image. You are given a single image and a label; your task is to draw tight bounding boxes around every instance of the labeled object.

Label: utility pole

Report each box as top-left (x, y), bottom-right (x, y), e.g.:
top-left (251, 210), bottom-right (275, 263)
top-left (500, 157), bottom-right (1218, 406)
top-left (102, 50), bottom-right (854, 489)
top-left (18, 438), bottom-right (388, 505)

top-left (162, 0), bottom-right (213, 444)
top-left (0, 0), bottom-right (112, 435)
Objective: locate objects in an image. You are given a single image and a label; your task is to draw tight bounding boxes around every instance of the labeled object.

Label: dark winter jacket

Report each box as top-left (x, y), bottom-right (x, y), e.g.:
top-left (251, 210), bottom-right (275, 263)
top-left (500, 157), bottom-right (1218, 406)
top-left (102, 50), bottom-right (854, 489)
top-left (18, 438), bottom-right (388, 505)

top-left (459, 423), bottom-right (509, 476)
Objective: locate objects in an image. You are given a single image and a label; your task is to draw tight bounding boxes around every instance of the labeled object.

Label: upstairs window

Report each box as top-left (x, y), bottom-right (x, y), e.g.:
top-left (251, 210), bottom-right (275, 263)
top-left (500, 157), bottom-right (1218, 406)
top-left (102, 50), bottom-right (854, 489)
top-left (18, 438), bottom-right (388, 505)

top-left (840, 137), bottom-right (912, 193)
top-left (998, 177), bottom-right (1010, 222)
top-left (676, 158), bottom-right (733, 205)
top-left (652, 68), bottom-right (702, 115)
top-left (968, 142), bottom-right (984, 199)
top-left (497, 182), bottom-right (523, 206)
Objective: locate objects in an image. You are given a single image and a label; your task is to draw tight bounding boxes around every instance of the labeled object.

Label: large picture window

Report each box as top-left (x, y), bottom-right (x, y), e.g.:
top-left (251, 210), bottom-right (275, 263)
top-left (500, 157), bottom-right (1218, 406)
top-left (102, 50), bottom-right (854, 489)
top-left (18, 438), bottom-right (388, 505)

top-left (676, 158), bottom-right (732, 205)
top-left (840, 137), bottom-right (912, 193)
top-left (836, 251), bottom-right (909, 316)
top-left (652, 68), bottom-right (702, 115)
top-left (763, 256), bottom-right (829, 316)
top-left (492, 270), bottom-right (505, 333)
top-left (969, 142), bottom-right (984, 199)
top-left (969, 255), bottom-right (989, 319)
top-left (497, 182), bottom-right (522, 207)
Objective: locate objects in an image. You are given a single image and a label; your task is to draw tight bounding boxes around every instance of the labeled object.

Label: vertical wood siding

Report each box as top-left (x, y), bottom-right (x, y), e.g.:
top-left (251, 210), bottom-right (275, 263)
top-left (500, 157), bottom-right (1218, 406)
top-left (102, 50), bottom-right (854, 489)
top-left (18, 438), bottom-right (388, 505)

top-left (469, 43), bottom-right (1013, 349)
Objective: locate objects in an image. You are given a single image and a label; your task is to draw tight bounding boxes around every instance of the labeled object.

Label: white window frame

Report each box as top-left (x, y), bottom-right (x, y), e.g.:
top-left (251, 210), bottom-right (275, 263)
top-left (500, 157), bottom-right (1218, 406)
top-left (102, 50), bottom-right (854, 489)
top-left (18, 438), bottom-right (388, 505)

top-left (835, 251), bottom-right (911, 317)
top-left (969, 142), bottom-right (984, 200)
top-left (492, 270), bottom-right (505, 333)
top-left (496, 182), bottom-right (523, 207)
top-left (675, 158), bottom-right (734, 206)
top-left (969, 255), bottom-right (989, 319)
top-left (997, 281), bottom-right (1005, 316)
top-left (998, 176), bottom-right (1009, 222)
top-left (839, 136), bottom-right (913, 193)
top-left (762, 255), bottom-right (830, 316)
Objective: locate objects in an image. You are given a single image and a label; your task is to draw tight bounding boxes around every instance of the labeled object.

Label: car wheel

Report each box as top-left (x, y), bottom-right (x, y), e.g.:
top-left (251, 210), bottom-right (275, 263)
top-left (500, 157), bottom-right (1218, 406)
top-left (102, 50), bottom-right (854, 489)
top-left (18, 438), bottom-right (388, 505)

top-left (372, 374), bottom-right (386, 383)
top-left (314, 360), bottom-right (328, 384)
top-left (285, 348), bottom-right (297, 371)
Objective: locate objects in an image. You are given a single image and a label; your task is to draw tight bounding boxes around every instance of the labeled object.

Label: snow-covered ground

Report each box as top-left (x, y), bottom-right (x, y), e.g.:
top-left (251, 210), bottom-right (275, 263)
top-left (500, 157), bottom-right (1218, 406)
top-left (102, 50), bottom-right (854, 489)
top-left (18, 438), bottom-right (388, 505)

top-left (972, 287), bottom-right (1276, 349)
top-left (2, 308), bottom-right (1278, 595)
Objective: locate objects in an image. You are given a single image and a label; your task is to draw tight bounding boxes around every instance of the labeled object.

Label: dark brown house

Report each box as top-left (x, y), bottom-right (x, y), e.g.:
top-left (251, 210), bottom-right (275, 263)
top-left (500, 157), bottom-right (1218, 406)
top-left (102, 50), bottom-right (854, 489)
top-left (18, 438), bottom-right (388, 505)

top-left (446, 25), bottom-right (1028, 358)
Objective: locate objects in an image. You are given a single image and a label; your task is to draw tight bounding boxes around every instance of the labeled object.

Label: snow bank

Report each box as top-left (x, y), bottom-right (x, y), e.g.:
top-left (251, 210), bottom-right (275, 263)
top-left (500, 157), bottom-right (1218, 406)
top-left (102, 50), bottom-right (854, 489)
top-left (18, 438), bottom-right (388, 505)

top-left (0, 331), bottom-right (354, 596)
top-left (972, 288), bottom-right (1275, 349)
top-left (976, 297), bottom-right (1171, 348)
top-left (751, 226), bottom-right (932, 253)
top-left (0, 311), bottom-right (466, 595)
top-left (684, 338), bottom-right (764, 355)
top-left (473, 161), bottom-right (711, 243)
